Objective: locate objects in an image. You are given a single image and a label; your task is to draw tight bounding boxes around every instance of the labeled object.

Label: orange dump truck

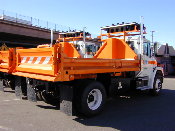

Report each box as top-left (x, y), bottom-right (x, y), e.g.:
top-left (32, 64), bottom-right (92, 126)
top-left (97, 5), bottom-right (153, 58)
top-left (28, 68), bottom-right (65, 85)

top-left (0, 22), bottom-right (163, 116)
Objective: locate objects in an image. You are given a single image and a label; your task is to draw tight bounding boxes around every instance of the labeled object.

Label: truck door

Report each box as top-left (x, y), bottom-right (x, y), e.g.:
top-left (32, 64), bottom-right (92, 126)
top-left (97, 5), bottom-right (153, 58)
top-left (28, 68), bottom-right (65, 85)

top-left (139, 42), bottom-right (156, 77)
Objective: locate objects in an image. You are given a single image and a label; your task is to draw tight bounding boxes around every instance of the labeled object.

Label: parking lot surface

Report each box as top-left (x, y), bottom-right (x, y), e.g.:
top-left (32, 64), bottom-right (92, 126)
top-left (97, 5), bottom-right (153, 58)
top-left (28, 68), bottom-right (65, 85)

top-left (0, 77), bottom-right (175, 131)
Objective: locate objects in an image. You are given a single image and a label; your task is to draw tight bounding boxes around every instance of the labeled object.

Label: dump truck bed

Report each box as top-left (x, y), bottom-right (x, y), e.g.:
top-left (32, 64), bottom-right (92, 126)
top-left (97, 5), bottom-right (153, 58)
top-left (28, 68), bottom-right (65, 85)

top-left (0, 42), bottom-right (138, 82)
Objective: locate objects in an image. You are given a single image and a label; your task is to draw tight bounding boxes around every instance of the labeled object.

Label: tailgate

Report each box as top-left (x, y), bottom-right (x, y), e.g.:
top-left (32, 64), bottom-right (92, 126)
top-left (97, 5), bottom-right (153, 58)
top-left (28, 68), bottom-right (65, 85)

top-left (14, 47), bottom-right (59, 77)
top-left (0, 49), bottom-right (15, 73)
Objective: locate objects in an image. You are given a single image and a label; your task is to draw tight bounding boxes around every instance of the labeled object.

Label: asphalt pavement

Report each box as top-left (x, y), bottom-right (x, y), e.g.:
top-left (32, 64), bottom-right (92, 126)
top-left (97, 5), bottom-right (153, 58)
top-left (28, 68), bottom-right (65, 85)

top-left (0, 76), bottom-right (175, 131)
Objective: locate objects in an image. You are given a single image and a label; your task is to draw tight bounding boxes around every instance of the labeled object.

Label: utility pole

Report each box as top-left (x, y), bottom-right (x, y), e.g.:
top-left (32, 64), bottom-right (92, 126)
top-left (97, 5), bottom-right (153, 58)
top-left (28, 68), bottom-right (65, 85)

top-left (83, 27), bottom-right (86, 44)
top-left (140, 16), bottom-right (144, 55)
top-left (83, 27), bottom-right (87, 57)
top-left (151, 31), bottom-right (155, 44)
top-left (151, 31), bottom-right (157, 55)
top-left (50, 29), bottom-right (53, 47)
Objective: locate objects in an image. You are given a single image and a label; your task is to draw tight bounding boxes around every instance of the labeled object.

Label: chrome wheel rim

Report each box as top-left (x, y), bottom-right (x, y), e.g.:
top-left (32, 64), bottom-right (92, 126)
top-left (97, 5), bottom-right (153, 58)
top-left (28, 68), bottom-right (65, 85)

top-left (87, 89), bottom-right (102, 110)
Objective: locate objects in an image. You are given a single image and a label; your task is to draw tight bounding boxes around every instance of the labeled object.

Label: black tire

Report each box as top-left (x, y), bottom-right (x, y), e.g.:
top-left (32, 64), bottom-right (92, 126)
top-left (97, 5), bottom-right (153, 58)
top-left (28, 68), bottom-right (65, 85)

top-left (36, 92), bottom-right (43, 101)
top-left (76, 81), bottom-right (107, 117)
top-left (41, 91), bottom-right (52, 103)
top-left (8, 76), bottom-right (15, 90)
top-left (149, 73), bottom-right (163, 96)
top-left (9, 79), bottom-right (15, 90)
top-left (41, 91), bottom-right (59, 106)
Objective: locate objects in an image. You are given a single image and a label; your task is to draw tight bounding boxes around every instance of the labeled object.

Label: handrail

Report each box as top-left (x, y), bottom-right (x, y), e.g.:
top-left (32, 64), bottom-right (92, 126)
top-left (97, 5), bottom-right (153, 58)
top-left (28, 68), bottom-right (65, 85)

top-left (0, 9), bottom-right (77, 32)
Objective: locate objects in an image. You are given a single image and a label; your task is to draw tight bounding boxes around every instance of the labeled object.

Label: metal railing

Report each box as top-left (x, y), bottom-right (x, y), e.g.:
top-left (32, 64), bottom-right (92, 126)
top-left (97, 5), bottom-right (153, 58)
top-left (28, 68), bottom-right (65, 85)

top-left (0, 9), bottom-right (77, 32)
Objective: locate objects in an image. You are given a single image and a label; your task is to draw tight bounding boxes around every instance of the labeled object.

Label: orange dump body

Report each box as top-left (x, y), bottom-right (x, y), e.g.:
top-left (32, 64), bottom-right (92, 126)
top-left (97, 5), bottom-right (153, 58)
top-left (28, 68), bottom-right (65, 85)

top-left (94, 38), bottom-right (137, 59)
top-left (0, 38), bottom-right (141, 82)
top-left (0, 48), bottom-right (15, 73)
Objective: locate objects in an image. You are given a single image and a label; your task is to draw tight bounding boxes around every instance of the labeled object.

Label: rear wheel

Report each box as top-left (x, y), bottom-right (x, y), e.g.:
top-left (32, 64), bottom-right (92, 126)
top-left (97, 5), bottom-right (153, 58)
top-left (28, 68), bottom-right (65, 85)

top-left (41, 91), bottom-right (51, 103)
top-left (76, 81), bottom-right (106, 117)
top-left (41, 90), bottom-right (59, 106)
top-left (9, 79), bottom-right (15, 90)
top-left (149, 73), bottom-right (163, 96)
top-left (36, 92), bottom-right (43, 101)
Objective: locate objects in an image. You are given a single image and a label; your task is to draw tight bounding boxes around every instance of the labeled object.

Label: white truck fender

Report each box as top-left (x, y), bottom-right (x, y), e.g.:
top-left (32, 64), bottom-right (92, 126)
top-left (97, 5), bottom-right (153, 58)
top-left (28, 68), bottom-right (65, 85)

top-left (148, 66), bottom-right (164, 89)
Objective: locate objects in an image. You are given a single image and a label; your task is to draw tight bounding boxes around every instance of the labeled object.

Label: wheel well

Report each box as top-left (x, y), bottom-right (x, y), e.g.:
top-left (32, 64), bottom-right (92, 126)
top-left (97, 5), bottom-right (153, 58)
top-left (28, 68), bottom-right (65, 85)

top-left (96, 73), bottom-right (111, 96)
top-left (156, 70), bottom-right (163, 83)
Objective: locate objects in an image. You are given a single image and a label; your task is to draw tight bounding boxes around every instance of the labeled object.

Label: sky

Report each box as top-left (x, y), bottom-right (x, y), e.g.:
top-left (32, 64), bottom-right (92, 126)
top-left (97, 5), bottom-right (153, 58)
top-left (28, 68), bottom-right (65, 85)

top-left (0, 0), bottom-right (175, 47)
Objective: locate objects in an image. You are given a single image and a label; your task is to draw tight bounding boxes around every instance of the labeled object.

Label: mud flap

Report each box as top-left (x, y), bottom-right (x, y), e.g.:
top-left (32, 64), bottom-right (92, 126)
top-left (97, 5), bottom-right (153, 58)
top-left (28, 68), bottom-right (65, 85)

top-left (59, 85), bottom-right (76, 116)
top-left (15, 76), bottom-right (23, 98)
top-left (27, 84), bottom-right (37, 102)
top-left (0, 79), bottom-right (4, 92)
top-left (15, 76), bottom-right (27, 99)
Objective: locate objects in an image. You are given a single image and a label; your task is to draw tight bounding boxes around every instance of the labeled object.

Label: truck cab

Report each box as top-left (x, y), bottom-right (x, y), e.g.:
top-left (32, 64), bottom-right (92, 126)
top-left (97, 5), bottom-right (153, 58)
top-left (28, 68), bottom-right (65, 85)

top-left (58, 31), bottom-right (100, 58)
top-left (100, 22), bottom-right (164, 94)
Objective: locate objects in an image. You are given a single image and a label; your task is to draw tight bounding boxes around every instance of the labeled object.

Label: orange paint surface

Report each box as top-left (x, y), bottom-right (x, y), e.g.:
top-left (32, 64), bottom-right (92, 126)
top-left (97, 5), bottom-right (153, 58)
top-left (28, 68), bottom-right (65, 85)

top-left (94, 38), bottom-right (137, 59)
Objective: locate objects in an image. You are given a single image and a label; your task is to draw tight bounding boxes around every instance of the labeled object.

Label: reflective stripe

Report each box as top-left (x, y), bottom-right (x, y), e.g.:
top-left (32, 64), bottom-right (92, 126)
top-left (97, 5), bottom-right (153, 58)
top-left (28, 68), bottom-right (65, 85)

top-left (143, 60), bottom-right (157, 65)
top-left (21, 57), bottom-right (27, 63)
top-left (28, 57), bottom-right (34, 64)
top-left (31, 57), bottom-right (38, 64)
top-left (34, 57), bottom-right (42, 64)
top-left (39, 57), bottom-right (46, 64)
top-left (42, 57), bottom-right (51, 64)
top-left (21, 56), bottom-right (52, 64)
top-left (148, 60), bottom-right (157, 65)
